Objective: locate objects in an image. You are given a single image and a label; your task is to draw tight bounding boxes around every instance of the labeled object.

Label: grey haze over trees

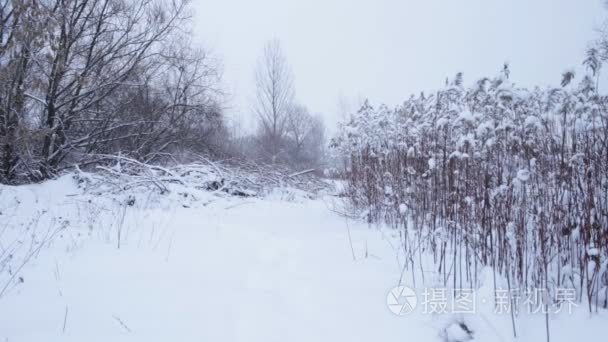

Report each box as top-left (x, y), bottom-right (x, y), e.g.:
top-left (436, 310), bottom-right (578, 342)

top-left (285, 104), bottom-right (325, 169)
top-left (246, 39), bottom-right (326, 169)
top-left (253, 39), bottom-right (295, 163)
top-left (0, 0), bottom-right (224, 184)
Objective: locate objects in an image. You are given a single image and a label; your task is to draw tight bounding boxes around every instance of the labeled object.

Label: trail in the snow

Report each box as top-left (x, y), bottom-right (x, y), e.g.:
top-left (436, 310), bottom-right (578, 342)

top-left (0, 195), bottom-right (424, 341)
top-left (1, 178), bottom-right (606, 342)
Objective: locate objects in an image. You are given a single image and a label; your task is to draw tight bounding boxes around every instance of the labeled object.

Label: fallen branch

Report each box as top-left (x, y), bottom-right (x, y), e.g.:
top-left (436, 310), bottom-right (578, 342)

top-left (288, 169), bottom-right (316, 178)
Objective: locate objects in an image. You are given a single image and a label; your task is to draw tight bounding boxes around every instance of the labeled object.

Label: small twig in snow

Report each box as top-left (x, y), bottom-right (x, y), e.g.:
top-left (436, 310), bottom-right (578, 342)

top-left (112, 315), bottom-right (132, 333)
top-left (62, 306), bottom-right (68, 334)
top-left (224, 201), bottom-right (255, 210)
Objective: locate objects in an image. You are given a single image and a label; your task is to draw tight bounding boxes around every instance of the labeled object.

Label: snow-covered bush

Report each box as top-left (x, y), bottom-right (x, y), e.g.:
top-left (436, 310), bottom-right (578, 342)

top-left (331, 66), bottom-right (608, 312)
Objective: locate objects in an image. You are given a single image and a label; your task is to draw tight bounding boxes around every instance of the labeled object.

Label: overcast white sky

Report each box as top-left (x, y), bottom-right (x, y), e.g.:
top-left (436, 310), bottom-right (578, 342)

top-left (192, 0), bottom-right (604, 131)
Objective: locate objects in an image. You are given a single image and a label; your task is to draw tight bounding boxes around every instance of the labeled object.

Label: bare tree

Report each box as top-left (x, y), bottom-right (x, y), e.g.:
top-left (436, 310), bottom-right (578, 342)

top-left (0, 0), bottom-right (46, 182)
top-left (35, 0), bottom-right (193, 176)
top-left (0, 0), bottom-right (225, 183)
top-left (253, 39), bottom-right (294, 163)
top-left (112, 36), bottom-right (224, 163)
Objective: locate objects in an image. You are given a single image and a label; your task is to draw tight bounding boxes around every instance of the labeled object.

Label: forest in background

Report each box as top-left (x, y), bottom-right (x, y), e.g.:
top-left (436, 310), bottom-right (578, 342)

top-left (0, 0), bottom-right (326, 185)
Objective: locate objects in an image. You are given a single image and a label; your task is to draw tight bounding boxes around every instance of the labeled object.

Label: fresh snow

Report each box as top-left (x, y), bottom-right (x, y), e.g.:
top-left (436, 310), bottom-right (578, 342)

top-left (0, 175), bottom-right (606, 341)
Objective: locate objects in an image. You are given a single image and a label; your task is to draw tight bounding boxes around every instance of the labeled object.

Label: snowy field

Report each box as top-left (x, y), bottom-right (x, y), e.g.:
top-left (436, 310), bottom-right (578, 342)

top-left (0, 175), bottom-right (605, 341)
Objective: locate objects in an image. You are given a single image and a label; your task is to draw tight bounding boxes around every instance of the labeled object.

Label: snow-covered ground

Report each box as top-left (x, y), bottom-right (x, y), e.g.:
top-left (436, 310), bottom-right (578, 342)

top-left (0, 175), bottom-right (606, 341)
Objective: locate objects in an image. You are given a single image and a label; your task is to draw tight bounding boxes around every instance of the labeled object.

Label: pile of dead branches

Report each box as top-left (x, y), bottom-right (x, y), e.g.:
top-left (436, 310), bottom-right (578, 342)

top-left (74, 155), bottom-right (330, 199)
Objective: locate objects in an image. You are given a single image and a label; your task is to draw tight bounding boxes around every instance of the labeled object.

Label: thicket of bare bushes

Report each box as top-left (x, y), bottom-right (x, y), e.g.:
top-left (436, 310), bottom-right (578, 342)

top-left (0, 0), bottom-right (224, 184)
top-left (332, 62), bottom-right (608, 311)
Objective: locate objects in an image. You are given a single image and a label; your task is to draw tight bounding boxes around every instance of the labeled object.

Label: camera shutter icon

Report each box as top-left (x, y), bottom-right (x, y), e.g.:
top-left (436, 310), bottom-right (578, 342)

top-left (387, 286), bottom-right (417, 315)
